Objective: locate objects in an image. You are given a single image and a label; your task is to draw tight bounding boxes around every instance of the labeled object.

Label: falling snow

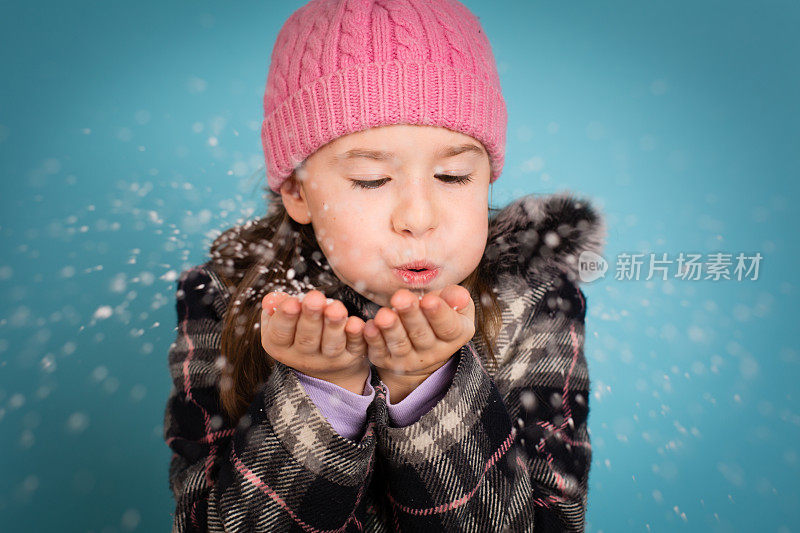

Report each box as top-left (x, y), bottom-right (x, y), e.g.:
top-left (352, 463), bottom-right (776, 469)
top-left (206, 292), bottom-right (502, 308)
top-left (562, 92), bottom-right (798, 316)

top-left (0, 63), bottom-right (795, 533)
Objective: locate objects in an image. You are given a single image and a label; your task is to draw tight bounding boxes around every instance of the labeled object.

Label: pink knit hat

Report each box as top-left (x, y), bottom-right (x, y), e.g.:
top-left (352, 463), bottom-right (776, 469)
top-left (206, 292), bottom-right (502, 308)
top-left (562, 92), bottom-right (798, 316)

top-left (262, 0), bottom-right (507, 193)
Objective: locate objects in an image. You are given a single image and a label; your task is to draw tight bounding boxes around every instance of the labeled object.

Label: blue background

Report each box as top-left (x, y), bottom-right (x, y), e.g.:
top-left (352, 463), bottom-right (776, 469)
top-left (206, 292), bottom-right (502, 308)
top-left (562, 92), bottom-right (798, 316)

top-left (1, 1), bottom-right (798, 531)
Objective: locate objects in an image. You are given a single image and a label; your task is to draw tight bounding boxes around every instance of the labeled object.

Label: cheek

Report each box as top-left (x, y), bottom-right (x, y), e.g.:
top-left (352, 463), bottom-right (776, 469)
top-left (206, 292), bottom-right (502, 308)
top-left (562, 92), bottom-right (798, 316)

top-left (452, 202), bottom-right (488, 260)
top-left (462, 224), bottom-right (488, 258)
top-left (314, 207), bottom-right (374, 263)
top-left (324, 198), bottom-right (377, 234)
top-left (454, 195), bottom-right (488, 228)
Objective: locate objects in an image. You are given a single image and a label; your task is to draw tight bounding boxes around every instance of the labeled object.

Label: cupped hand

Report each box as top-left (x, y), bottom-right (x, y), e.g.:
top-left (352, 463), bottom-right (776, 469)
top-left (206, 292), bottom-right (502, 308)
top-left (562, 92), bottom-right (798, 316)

top-left (261, 290), bottom-right (370, 394)
top-left (364, 284), bottom-right (475, 402)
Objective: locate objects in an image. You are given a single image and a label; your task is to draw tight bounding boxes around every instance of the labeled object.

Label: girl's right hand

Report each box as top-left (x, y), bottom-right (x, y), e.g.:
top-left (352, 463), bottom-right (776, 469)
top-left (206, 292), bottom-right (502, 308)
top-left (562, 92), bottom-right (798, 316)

top-left (260, 290), bottom-right (370, 395)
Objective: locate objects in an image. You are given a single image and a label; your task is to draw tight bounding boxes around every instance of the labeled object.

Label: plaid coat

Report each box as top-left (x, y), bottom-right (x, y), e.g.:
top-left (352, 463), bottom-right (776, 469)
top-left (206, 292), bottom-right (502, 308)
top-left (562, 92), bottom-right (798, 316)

top-left (163, 192), bottom-right (606, 532)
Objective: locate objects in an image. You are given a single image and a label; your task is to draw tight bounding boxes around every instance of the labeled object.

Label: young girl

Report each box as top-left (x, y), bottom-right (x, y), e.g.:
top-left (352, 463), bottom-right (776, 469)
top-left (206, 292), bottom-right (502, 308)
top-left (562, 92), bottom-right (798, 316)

top-left (163, 1), bottom-right (606, 531)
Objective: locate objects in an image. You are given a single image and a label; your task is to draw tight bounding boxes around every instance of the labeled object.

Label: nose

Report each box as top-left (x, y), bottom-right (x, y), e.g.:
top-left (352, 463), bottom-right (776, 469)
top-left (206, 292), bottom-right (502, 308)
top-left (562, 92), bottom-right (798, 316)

top-left (391, 179), bottom-right (438, 238)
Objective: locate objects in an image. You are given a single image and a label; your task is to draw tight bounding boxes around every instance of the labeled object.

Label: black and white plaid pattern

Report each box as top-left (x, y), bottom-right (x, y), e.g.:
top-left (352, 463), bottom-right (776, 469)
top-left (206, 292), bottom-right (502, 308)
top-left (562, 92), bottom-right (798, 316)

top-left (163, 192), bottom-right (605, 532)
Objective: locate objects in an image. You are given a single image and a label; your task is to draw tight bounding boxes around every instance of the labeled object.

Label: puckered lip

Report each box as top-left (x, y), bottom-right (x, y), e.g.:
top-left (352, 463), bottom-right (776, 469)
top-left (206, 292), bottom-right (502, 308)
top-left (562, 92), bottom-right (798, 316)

top-left (394, 260), bottom-right (439, 271)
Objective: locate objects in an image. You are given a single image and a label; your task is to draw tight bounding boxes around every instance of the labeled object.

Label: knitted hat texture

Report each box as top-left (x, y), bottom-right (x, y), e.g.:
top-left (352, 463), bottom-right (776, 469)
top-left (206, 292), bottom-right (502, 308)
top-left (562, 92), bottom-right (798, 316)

top-left (262, 0), bottom-right (507, 192)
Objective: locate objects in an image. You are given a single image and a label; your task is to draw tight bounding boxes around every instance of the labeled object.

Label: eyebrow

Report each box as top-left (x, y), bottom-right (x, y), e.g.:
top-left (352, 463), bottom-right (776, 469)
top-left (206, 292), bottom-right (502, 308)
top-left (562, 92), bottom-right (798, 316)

top-left (331, 143), bottom-right (485, 163)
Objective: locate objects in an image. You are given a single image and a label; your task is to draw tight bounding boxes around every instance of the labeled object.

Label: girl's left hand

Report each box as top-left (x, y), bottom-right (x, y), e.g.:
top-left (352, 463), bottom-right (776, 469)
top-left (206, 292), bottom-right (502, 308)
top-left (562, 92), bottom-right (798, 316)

top-left (365, 284), bottom-right (475, 402)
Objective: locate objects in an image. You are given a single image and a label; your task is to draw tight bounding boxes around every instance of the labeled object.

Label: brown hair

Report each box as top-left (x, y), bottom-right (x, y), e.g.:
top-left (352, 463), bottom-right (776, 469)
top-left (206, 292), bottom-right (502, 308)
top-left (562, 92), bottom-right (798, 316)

top-left (209, 175), bottom-right (504, 425)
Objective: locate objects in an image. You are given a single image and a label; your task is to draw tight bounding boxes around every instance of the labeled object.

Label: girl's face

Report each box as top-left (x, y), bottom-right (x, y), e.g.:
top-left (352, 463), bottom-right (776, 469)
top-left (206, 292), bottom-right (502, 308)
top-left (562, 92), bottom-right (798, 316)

top-left (280, 124), bottom-right (491, 308)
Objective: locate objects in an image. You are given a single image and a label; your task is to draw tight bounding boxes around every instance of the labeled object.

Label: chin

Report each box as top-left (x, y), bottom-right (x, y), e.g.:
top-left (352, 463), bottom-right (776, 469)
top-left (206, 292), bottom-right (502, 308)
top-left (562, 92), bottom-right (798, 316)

top-left (360, 286), bottom-right (390, 307)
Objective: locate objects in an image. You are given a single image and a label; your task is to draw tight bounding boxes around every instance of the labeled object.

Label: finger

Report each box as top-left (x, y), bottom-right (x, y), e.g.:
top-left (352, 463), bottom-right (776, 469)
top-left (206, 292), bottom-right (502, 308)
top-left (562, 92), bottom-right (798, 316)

top-left (438, 285), bottom-right (474, 316)
top-left (266, 296), bottom-right (301, 347)
top-left (374, 307), bottom-right (414, 358)
top-left (390, 289), bottom-right (436, 351)
top-left (261, 291), bottom-right (290, 330)
top-left (345, 316), bottom-right (367, 358)
top-left (320, 300), bottom-right (348, 357)
top-left (293, 290), bottom-right (326, 354)
top-left (363, 319), bottom-right (390, 365)
top-left (262, 291), bottom-right (290, 317)
top-left (420, 294), bottom-right (464, 342)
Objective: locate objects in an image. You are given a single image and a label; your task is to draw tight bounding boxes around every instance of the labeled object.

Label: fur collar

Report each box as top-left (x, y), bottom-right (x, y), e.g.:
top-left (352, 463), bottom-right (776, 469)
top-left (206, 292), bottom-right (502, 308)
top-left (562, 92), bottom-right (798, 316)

top-left (333, 190), bottom-right (606, 320)
top-left (484, 190), bottom-right (607, 285)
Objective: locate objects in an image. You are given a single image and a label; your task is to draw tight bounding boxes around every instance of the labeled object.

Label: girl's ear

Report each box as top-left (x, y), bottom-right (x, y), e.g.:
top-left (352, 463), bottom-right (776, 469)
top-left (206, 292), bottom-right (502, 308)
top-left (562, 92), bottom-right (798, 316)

top-left (280, 176), bottom-right (312, 224)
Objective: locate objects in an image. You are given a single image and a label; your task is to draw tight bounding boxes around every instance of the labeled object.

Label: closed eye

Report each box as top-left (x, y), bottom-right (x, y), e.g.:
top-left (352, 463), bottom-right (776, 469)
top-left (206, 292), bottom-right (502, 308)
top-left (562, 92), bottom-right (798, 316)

top-left (349, 177), bottom-right (390, 190)
top-left (349, 174), bottom-right (473, 190)
top-left (437, 173), bottom-right (473, 185)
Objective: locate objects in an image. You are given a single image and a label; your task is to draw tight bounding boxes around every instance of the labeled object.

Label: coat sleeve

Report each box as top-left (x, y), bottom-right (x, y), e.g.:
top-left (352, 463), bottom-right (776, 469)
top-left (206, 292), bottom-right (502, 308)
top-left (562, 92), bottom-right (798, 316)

top-left (163, 265), bottom-right (379, 532)
top-left (372, 271), bottom-right (592, 532)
